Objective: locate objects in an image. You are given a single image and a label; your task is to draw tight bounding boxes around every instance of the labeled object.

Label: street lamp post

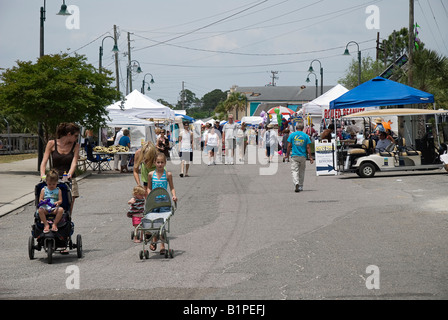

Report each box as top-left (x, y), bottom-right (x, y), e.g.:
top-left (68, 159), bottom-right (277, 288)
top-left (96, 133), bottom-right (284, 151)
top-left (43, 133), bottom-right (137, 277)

top-left (38, 0), bottom-right (71, 171)
top-left (306, 72), bottom-right (318, 98)
top-left (99, 36), bottom-right (119, 74)
top-left (141, 73), bottom-right (155, 94)
top-left (308, 59), bottom-right (323, 95)
top-left (127, 60), bottom-right (142, 94)
top-left (343, 41), bottom-right (361, 86)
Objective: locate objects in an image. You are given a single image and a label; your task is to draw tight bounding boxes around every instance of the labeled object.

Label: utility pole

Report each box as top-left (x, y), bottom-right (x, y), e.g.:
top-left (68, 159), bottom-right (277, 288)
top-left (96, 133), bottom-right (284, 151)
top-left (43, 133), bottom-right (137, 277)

top-left (126, 32), bottom-right (132, 94)
top-left (270, 71), bottom-right (278, 86)
top-left (408, 0), bottom-right (414, 86)
top-left (113, 25), bottom-right (120, 92)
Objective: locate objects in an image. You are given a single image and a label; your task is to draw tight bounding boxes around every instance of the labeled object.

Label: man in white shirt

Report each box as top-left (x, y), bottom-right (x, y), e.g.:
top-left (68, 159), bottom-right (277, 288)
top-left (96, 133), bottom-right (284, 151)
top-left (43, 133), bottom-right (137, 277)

top-left (222, 114), bottom-right (237, 164)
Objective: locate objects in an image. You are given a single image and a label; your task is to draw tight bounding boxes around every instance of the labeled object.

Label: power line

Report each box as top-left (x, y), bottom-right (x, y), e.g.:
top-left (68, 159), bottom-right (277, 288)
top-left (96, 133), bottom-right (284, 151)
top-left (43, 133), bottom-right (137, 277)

top-left (133, 0), bottom-right (268, 53)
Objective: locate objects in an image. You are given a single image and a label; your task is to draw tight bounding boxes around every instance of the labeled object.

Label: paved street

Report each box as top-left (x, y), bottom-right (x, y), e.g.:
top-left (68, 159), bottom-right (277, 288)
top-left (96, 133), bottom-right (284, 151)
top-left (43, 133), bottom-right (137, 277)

top-left (0, 153), bottom-right (447, 300)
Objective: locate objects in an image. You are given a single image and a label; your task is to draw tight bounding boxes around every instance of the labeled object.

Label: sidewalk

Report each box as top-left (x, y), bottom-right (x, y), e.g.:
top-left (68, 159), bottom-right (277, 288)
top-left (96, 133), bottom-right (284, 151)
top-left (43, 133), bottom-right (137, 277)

top-left (0, 158), bottom-right (90, 217)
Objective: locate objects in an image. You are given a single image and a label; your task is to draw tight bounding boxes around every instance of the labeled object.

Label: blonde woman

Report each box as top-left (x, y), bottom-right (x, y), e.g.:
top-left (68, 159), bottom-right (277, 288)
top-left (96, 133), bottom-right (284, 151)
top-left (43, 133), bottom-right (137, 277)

top-left (133, 141), bottom-right (157, 195)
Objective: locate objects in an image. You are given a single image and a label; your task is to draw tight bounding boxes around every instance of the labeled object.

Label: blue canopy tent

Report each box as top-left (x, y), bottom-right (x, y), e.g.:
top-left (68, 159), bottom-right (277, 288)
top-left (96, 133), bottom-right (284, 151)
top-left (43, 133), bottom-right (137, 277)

top-left (329, 77), bottom-right (434, 109)
top-left (175, 113), bottom-right (195, 123)
top-left (325, 77), bottom-right (436, 175)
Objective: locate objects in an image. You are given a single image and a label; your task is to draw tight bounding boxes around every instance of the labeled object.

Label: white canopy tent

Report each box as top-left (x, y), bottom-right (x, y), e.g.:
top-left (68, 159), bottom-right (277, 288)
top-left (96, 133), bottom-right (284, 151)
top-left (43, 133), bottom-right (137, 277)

top-left (106, 89), bottom-right (175, 120)
top-left (240, 116), bottom-right (263, 126)
top-left (106, 110), bottom-right (157, 148)
top-left (302, 84), bottom-right (349, 116)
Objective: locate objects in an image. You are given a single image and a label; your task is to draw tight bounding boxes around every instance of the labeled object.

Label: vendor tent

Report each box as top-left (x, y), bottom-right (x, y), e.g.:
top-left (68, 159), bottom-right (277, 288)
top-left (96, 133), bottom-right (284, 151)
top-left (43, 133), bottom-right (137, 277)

top-left (106, 90), bottom-right (175, 119)
top-left (302, 84), bottom-right (349, 115)
top-left (330, 77), bottom-right (434, 109)
top-left (240, 116), bottom-right (263, 125)
top-left (106, 110), bottom-right (157, 147)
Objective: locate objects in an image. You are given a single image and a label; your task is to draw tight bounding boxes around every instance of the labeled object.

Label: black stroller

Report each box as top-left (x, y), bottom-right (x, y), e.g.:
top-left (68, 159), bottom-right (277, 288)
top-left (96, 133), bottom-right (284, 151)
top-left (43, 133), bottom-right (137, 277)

top-left (28, 180), bottom-right (83, 264)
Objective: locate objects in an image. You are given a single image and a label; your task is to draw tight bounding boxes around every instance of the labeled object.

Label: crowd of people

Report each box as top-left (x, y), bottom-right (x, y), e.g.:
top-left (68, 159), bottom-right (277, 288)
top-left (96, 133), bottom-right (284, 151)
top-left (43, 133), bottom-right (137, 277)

top-left (37, 115), bottom-right (397, 255)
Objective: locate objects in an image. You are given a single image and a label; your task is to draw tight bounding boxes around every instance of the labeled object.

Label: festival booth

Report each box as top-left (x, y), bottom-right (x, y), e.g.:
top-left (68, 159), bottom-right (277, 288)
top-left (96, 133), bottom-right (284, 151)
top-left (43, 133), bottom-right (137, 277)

top-left (315, 76), bottom-right (436, 176)
top-left (106, 110), bottom-right (157, 148)
top-left (240, 116), bottom-right (263, 126)
top-left (106, 90), bottom-right (175, 120)
top-left (302, 84), bottom-right (349, 131)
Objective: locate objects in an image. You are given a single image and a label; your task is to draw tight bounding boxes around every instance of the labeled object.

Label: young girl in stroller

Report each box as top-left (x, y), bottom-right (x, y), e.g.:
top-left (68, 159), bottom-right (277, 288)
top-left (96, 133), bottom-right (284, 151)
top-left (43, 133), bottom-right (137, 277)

top-left (37, 169), bottom-right (64, 233)
top-left (147, 152), bottom-right (177, 254)
top-left (127, 185), bottom-right (146, 243)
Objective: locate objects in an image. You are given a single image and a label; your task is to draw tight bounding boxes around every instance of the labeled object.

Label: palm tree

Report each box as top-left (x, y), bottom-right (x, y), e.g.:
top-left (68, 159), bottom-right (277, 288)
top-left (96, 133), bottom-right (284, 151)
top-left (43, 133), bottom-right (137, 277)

top-left (223, 92), bottom-right (247, 120)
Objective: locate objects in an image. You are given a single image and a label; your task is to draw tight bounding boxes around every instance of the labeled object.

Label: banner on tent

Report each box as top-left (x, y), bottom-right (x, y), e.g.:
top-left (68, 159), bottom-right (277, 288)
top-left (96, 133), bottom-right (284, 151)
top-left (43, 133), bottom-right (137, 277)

top-left (323, 108), bottom-right (366, 119)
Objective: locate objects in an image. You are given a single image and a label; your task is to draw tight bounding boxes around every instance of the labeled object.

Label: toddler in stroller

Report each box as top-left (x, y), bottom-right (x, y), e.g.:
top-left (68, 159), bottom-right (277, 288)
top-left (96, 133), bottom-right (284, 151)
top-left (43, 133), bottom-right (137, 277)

top-left (28, 170), bottom-right (82, 264)
top-left (37, 169), bottom-right (64, 233)
top-left (127, 185), bottom-right (146, 243)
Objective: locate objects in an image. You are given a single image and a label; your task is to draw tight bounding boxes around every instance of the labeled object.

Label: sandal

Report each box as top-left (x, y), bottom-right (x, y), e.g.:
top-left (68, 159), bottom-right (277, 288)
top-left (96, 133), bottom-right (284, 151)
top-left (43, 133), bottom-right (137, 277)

top-left (179, 173), bottom-right (184, 177)
top-left (159, 249), bottom-right (166, 255)
top-left (150, 243), bottom-right (157, 251)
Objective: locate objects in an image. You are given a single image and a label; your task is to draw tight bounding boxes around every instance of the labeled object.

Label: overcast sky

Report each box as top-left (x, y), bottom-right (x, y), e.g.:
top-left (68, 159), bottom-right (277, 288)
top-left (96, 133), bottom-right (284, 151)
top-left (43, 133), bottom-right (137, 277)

top-left (1, 0), bottom-right (447, 105)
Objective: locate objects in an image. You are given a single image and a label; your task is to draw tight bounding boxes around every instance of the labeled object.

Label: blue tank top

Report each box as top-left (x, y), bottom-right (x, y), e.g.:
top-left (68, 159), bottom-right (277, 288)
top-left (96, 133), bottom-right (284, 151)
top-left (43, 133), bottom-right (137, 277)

top-left (150, 170), bottom-right (170, 212)
top-left (151, 170), bottom-right (168, 190)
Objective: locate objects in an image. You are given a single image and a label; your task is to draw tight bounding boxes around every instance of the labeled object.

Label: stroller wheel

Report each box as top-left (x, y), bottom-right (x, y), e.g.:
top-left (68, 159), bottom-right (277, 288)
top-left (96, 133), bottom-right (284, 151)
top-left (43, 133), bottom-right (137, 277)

top-left (28, 236), bottom-right (35, 260)
top-left (144, 250), bottom-right (150, 259)
top-left (131, 231), bottom-right (134, 240)
top-left (169, 249), bottom-right (174, 259)
top-left (139, 250), bottom-right (144, 260)
top-left (76, 234), bottom-right (83, 258)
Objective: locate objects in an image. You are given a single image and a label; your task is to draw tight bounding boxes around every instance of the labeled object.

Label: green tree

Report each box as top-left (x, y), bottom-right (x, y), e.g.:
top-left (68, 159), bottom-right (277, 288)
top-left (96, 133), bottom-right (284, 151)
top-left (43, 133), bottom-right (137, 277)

top-left (175, 89), bottom-right (201, 110)
top-left (223, 92), bottom-right (247, 120)
top-left (202, 89), bottom-right (227, 117)
top-left (0, 53), bottom-right (120, 141)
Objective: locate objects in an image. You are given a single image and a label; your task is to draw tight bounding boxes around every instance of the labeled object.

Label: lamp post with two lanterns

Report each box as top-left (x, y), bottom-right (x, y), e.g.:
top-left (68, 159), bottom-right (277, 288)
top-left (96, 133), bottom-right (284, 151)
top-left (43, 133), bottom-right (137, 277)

top-left (307, 59), bottom-right (323, 96)
top-left (141, 73), bottom-right (155, 94)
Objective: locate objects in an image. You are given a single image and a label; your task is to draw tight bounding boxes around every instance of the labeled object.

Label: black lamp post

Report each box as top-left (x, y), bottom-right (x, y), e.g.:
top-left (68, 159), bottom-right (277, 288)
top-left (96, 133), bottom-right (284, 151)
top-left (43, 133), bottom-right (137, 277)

top-left (99, 36), bottom-right (119, 74)
top-left (343, 41), bottom-right (362, 86)
top-left (306, 72), bottom-right (318, 98)
top-left (141, 73), bottom-right (155, 94)
top-left (38, 0), bottom-right (71, 171)
top-left (127, 60), bottom-right (142, 94)
top-left (308, 59), bottom-right (323, 95)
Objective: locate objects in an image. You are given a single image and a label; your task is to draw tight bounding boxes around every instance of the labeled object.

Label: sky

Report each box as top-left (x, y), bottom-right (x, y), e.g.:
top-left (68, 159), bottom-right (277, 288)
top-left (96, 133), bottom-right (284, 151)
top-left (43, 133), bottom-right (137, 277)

top-left (1, 0), bottom-right (447, 106)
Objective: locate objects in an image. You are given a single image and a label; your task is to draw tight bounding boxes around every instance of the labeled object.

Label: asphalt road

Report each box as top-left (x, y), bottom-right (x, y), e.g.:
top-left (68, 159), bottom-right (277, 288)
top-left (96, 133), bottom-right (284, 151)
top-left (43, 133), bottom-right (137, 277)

top-left (1, 153), bottom-right (447, 301)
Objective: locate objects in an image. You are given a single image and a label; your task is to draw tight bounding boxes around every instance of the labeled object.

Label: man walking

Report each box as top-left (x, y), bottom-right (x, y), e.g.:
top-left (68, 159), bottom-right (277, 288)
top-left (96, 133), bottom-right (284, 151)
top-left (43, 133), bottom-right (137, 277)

top-left (286, 122), bottom-right (314, 192)
top-left (222, 114), bottom-right (237, 164)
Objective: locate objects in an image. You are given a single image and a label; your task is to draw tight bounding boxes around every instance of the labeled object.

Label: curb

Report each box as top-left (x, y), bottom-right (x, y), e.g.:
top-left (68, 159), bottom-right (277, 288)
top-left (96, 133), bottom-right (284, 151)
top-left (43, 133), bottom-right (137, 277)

top-left (0, 171), bottom-right (92, 218)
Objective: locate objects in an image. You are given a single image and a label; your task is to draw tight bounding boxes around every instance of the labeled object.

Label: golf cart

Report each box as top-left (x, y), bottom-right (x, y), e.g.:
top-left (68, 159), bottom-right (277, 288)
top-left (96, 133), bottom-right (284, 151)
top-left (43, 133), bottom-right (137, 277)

top-left (338, 108), bottom-right (448, 178)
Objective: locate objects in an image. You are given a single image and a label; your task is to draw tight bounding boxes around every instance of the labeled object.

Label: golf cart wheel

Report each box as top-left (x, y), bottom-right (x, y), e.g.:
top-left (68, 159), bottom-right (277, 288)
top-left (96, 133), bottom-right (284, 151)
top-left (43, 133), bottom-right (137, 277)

top-left (76, 234), bottom-right (83, 258)
top-left (359, 163), bottom-right (376, 178)
top-left (28, 236), bottom-right (35, 260)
